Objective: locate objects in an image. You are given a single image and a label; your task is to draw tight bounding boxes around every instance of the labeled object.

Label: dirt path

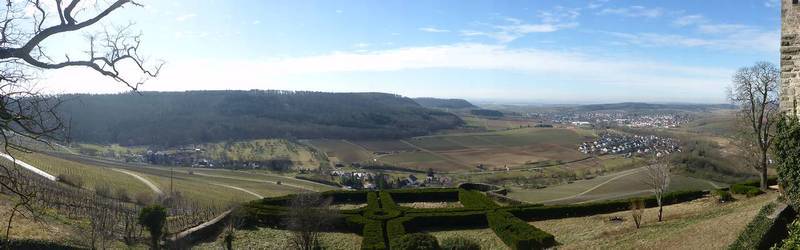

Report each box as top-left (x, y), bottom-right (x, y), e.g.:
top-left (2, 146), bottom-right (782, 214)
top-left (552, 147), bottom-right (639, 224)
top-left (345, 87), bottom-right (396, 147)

top-left (208, 183), bottom-right (263, 199)
top-left (111, 168), bottom-right (164, 195)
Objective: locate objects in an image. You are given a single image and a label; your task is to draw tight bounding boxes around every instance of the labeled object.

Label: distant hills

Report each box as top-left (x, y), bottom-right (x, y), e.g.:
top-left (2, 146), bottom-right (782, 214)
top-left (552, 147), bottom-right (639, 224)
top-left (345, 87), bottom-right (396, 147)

top-left (572, 102), bottom-right (736, 112)
top-left (57, 91), bottom-right (463, 146)
top-left (412, 97), bottom-right (477, 109)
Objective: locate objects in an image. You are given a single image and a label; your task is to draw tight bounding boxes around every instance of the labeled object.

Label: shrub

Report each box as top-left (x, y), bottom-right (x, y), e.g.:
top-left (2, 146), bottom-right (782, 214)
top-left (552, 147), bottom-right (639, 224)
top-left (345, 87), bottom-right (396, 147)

top-left (773, 115), bottom-right (800, 211)
top-left (440, 236), bottom-right (481, 250)
top-left (487, 211), bottom-right (555, 250)
top-left (745, 188), bottom-right (764, 198)
top-left (134, 192), bottom-right (153, 205)
top-left (714, 189), bottom-right (733, 203)
top-left (392, 233), bottom-right (441, 250)
top-left (94, 184), bottom-right (112, 197)
top-left (3, 239), bottom-right (83, 250)
top-left (139, 205), bottom-right (168, 250)
top-left (115, 187), bottom-right (130, 202)
top-left (57, 174), bottom-right (84, 188)
top-left (728, 202), bottom-right (796, 250)
top-left (776, 218), bottom-right (800, 249)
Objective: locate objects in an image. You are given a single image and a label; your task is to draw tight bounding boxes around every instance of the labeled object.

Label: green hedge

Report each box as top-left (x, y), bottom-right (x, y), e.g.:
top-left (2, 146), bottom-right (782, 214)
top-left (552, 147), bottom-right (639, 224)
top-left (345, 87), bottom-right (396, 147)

top-left (488, 211), bottom-right (556, 250)
top-left (459, 189), bottom-right (499, 209)
top-left (234, 203), bottom-right (287, 228)
top-left (401, 211), bottom-right (489, 232)
top-left (738, 177), bottom-right (779, 188)
top-left (361, 220), bottom-right (387, 250)
top-left (729, 203), bottom-right (797, 250)
top-left (730, 184), bottom-right (764, 197)
top-left (2, 239), bottom-right (86, 250)
top-left (256, 190), bottom-right (367, 206)
top-left (505, 190), bottom-right (707, 221)
top-left (368, 191), bottom-right (380, 209)
top-left (387, 188), bottom-right (460, 203)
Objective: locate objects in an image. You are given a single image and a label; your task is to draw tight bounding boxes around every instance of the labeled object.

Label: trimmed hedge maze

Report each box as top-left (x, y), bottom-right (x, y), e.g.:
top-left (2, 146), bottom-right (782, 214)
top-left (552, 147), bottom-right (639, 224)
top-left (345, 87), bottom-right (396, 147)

top-left (236, 187), bottom-right (708, 250)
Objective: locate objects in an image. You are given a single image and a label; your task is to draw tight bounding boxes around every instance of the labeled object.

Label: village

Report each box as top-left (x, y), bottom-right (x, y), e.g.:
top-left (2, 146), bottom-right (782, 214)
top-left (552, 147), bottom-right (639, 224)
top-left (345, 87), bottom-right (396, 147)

top-left (540, 111), bottom-right (691, 129)
top-left (578, 132), bottom-right (681, 157)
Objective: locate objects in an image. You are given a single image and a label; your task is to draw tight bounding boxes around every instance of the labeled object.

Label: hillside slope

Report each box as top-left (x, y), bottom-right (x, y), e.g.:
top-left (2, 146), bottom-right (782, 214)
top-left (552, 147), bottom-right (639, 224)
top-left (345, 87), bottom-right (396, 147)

top-left (413, 97), bottom-right (477, 109)
top-left (58, 90), bottom-right (463, 146)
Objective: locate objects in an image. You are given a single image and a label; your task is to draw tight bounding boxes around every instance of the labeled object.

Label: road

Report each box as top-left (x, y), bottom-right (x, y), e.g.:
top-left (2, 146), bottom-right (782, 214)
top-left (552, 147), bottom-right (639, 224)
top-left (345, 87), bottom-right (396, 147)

top-left (0, 153), bottom-right (57, 181)
top-left (111, 168), bottom-right (164, 195)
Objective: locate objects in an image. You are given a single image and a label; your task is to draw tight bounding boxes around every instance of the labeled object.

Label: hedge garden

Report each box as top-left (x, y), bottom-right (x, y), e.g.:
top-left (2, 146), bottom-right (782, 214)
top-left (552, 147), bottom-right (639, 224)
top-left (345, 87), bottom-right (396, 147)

top-left (235, 187), bottom-right (708, 250)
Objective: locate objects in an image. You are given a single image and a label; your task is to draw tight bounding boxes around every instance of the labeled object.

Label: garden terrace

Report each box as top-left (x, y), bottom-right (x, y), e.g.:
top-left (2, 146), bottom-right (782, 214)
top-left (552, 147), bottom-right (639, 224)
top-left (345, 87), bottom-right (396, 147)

top-left (236, 187), bottom-right (709, 249)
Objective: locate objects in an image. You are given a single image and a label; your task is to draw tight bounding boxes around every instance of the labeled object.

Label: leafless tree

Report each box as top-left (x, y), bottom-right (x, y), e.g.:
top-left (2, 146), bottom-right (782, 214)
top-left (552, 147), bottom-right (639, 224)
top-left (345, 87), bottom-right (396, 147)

top-left (630, 198), bottom-right (644, 229)
top-left (284, 193), bottom-right (336, 250)
top-left (644, 153), bottom-right (671, 222)
top-left (728, 62), bottom-right (780, 190)
top-left (0, 0), bottom-right (161, 246)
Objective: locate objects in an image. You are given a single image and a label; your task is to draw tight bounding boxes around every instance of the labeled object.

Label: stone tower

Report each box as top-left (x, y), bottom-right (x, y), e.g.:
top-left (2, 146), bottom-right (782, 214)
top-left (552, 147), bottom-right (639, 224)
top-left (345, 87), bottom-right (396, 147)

top-left (783, 0), bottom-right (800, 115)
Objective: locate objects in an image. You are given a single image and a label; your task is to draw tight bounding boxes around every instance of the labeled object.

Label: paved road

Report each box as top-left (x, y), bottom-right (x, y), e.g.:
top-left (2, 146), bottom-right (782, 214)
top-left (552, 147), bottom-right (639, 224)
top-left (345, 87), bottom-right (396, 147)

top-left (0, 153), bottom-right (57, 181)
top-left (111, 168), bottom-right (164, 195)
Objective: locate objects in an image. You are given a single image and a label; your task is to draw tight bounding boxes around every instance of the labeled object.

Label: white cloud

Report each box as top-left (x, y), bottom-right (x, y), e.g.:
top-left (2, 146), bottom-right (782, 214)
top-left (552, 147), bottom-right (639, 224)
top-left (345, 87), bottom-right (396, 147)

top-left (419, 27), bottom-right (450, 33)
top-left (673, 15), bottom-right (707, 26)
top-left (175, 13), bottom-right (197, 22)
top-left (39, 43), bottom-right (733, 101)
top-left (605, 27), bottom-right (779, 53)
top-left (764, 0), bottom-right (780, 8)
top-left (252, 20), bottom-right (261, 25)
top-left (460, 10), bottom-right (579, 43)
top-left (335, 9), bottom-right (343, 14)
top-left (600, 6), bottom-right (663, 18)
top-left (354, 43), bottom-right (370, 48)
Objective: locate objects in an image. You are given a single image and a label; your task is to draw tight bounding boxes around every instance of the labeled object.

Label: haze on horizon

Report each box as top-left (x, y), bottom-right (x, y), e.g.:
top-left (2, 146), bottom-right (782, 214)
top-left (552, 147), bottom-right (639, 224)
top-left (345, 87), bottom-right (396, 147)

top-left (37, 0), bottom-right (779, 104)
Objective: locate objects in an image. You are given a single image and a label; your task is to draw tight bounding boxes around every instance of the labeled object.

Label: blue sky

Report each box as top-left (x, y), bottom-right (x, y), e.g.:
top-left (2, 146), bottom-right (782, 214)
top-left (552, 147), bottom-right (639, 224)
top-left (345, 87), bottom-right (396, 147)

top-left (39, 0), bottom-right (781, 103)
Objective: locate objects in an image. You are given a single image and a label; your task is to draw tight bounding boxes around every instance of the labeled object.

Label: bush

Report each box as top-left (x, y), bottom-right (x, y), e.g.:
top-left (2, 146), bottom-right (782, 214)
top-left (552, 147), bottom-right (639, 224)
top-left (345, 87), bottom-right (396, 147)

top-left (440, 237), bottom-right (481, 250)
top-left (57, 174), bottom-right (84, 188)
top-left (773, 115), bottom-right (800, 211)
top-left (134, 192), bottom-right (153, 205)
top-left (3, 239), bottom-right (83, 249)
top-left (115, 187), bottom-right (130, 202)
top-left (731, 184), bottom-right (764, 197)
top-left (94, 184), bottom-right (112, 197)
top-left (729, 202), bottom-right (797, 250)
top-left (745, 188), bottom-right (764, 198)
top-left (776, 218), bottom-right (800, 249)
top-left (714, 189), bottom-right (733, 203)
top-left (487, 211), bottom-right (555, 250)
top-left (391, 233), bottom-right (441, 250)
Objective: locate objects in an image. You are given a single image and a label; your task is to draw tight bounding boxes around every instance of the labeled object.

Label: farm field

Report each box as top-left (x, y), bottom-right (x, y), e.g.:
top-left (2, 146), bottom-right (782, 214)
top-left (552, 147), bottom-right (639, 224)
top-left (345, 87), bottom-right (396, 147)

top-left (531, 192), bottom-right (777, 249)
top-left (10, 152), bottom-right (154, 196)
top-left (305, 139), bottom-right (374, 164)
top-left (461, 116), bottom-right (539, 131)
top-left (364, 127), bottom-right (597, 172)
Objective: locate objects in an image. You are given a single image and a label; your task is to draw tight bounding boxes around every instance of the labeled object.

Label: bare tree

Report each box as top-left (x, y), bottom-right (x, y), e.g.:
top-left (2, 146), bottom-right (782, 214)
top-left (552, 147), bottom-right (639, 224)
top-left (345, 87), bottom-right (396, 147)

top-left (644, 153), bottom-right (671, 222)
top-left (284, 193), bottom-right (336, 250)
top-left (728, 62), bottom-right (780, 190)
top-left (630, 198), bottom-right (644, 229)
top-left (0, 0), bottom-right (161, 245)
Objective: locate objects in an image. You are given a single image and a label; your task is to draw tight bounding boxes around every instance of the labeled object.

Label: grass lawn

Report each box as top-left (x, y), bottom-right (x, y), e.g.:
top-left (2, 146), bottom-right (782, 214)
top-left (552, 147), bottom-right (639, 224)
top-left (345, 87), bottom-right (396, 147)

top-left (531, 192), bottom-right (777, 249)
top-left (429, 228), bottom-right (509, 250)
top-left (195, 227), bottom-right (361, 250)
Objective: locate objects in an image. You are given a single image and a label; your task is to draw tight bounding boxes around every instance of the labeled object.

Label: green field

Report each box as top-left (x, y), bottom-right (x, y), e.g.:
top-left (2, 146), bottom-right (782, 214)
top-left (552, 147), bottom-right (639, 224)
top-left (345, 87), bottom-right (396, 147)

top-left (306, 139), bottom-right (374, 164)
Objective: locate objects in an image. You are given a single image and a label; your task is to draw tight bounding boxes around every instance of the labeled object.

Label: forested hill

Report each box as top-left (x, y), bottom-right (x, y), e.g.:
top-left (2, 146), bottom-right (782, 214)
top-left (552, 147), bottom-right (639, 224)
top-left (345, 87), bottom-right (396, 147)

top-left (58, 90), bottom-right (464, 146)
top-left (413, 97), bottom-right (477, 109)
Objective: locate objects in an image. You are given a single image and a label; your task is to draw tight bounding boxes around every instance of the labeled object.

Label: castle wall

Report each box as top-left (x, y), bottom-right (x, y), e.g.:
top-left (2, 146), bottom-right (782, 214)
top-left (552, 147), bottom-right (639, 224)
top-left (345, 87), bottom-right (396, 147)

top-left (782, 0), bottom-right (800, 114)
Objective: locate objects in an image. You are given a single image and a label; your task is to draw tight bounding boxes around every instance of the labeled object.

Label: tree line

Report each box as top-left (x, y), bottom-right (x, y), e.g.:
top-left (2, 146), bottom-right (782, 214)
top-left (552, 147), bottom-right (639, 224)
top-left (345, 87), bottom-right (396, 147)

top-left (55, 90), bottom-right (464, 146)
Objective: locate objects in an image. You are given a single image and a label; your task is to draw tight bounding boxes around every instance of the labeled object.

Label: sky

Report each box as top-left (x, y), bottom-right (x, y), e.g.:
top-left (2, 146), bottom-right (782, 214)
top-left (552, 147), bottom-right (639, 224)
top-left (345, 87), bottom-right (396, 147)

top-left (34, 0), bottom-right (781, 104)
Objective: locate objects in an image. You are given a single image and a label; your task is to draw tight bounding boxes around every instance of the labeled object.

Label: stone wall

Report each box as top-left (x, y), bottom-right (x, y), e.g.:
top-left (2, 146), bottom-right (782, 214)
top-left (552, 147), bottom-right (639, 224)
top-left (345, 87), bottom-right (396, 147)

top-left (783, 0), bottom-right (800, 115)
